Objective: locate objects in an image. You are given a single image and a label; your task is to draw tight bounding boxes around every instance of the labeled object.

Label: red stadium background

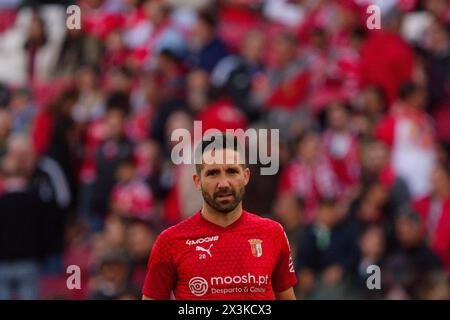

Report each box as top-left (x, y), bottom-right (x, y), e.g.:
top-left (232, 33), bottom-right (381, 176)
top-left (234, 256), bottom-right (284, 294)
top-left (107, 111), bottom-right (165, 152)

top-left (0, 0), bottom-right (449, 300)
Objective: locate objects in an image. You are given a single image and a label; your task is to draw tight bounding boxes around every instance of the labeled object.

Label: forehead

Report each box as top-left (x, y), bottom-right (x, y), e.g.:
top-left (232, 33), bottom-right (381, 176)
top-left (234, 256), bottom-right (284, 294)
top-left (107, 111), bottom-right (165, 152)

top-left (397, 216), bottom-right (418, 227)
top-left (300, 134), bottom-right (319, 146)
top-left (201, 148), bottom-right (243, 169)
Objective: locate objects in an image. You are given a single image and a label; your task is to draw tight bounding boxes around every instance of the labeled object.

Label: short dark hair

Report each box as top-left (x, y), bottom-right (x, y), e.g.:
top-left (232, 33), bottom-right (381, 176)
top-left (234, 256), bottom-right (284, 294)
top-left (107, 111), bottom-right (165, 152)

top-left (106, 91), bottom-right (130, 115)
top-left (197, 10), bottom-right (217, 30)
top-left (194, 133), bottom-right (246, 175)
top-left (159, 48), bottom-right (180, 63)
top-left (396, 205), bottom-right (421, 224)
top-left (318, 196), bottom-right (338, 208)
top-left (295, 129), bottom-right (320, 147)
top-left (399, 81), bottom-right (423, 100)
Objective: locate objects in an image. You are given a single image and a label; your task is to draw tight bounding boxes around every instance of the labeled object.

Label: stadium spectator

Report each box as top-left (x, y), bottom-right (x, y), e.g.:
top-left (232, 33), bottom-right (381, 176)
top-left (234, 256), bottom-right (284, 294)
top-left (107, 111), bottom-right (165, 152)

top-left (348, 180), bottom-right (390, 233)
top-left (295, 197), bottom-right (359, 299)
top-left (89, 91), bottom-right (133, 230)
top-left (322, 102), bottom-right (360, 190)
top-left (382, 208), bottom-right (442, 299)
top-left (33, 89), bottom-right (80, 210)
top-left (126, 219), bottom-right (156, 289)
top-left (53, 27), bottom-right (101, 79)
top-left (89, 248), bottom-right (137, 300)
top-left (110, 158), bottom-right (155, 221)
top-left (0, 110), bottom-right (11, 158)
top-left (211, 30), bottom-right (266, 122)
top-left (413, 164), bottom-right (450, 272)
top-left (360, 12), bottom-right (415, 104)
top-left (265, 32), bottom-right (311, 138)
top-left (360, 140), bottom-right (410, 209)
top-left (185, 68), bottom-right (209, 114)
top-left (186, 10), bottom-right (228, 72)
top-left (72, 66), bottom-right (105, 124)
top-left (6, 133), bottom-right (71, 272)
top-left (277, 130), bottom-right (340, 223)
top-left (0, 155), bottom-right (48, 299)
top-left (360, 86), bottom-right (388, 125)
top-left (375, 82), bottom-right (436, 199)
top-left (160, 110), bottom-right (202, 224)
top-left (152, 49), bottom-right (186, 101)
top-left (8, 87), bottom-right (35, 134)
top-left (352, 225), bottom-right (386, 299)
top-left (421, 21), bottom-right (450, 109)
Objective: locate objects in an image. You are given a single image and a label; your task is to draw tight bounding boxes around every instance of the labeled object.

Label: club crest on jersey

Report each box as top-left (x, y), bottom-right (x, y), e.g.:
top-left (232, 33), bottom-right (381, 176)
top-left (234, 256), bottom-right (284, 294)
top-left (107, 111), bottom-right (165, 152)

top-left (248, 239), bottom-right (263, 257)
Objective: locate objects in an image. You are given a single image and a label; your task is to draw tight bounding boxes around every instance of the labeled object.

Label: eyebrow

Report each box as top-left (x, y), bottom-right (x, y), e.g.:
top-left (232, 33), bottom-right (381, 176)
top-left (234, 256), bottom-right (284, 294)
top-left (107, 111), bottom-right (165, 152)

top-left (204, 168), bottom-right (220, 175)
top-left (204, 166), bottom-right (241, 175)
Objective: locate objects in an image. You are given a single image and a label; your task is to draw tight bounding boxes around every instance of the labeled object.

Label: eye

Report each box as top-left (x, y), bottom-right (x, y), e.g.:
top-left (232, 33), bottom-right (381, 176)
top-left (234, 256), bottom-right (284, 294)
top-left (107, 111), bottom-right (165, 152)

top-left (206, 170), bottom-right (219, 176)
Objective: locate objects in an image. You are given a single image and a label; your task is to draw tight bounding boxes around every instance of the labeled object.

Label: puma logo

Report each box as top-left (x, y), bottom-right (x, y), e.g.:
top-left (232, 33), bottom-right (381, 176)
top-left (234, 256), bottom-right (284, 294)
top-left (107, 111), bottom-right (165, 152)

top-left (196, 244), bottom-right (213, 257)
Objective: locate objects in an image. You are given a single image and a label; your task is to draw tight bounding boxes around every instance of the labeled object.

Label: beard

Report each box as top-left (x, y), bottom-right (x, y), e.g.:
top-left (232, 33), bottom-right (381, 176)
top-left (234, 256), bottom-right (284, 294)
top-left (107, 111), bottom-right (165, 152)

top-left (201, 185), bottom-right (245, 214)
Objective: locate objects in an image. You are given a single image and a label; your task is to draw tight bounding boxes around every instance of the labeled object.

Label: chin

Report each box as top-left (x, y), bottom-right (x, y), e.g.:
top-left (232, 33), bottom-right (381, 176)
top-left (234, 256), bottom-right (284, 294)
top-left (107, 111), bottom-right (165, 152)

top-left (215, 204), bottom-right (238, 214)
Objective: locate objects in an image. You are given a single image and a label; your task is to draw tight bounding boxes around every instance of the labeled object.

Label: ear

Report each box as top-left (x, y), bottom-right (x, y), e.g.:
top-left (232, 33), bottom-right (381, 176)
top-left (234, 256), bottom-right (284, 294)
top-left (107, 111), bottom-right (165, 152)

top-left (243, 167), bottom-right (250, 186)
top-left (193, 173), bottom-right (202, 191)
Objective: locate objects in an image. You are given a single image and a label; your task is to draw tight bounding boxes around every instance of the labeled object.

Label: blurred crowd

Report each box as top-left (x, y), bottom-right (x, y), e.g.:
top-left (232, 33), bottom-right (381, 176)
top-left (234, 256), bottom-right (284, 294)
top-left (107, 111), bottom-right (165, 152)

top-left (0, 0), bottom-right (449, 300)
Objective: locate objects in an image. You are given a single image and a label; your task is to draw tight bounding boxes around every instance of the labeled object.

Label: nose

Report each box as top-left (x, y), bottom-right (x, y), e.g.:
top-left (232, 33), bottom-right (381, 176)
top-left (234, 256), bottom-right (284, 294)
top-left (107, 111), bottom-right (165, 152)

top-left (217, 176), bottom-right (231, 190)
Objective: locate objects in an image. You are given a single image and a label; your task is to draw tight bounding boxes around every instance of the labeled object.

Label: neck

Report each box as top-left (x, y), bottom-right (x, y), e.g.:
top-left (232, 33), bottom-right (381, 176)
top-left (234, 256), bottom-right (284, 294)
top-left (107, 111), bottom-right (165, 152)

top-left (201, 203), bottom-right (243, 228)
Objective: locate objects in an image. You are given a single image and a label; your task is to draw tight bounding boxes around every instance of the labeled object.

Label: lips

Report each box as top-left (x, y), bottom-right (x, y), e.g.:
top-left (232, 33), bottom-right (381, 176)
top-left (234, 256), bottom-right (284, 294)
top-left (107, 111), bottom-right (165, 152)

top-left (215, 193), bottom-right (234, 201)
top-left (216, 194), bottom-right (232, 198)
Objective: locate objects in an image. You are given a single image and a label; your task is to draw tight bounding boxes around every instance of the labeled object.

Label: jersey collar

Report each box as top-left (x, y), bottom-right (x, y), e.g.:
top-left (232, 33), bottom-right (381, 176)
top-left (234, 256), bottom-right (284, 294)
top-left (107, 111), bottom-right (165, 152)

top-left (195, 209), bottom-right (248, 232)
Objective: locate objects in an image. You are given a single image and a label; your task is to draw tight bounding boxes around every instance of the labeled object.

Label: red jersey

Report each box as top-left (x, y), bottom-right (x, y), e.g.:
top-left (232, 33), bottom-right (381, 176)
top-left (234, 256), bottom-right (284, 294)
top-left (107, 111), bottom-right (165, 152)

top-left (142, 210), bottom-right (297, 300)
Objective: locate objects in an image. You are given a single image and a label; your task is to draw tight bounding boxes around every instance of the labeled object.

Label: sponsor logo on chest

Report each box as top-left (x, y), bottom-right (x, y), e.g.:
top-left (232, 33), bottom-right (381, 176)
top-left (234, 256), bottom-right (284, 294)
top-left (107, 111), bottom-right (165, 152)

top-left (186, 236), bottom-right (220, 260)
top-left (188, 273), bottom-right (270, 297)
top-left (185, 236), bottom-right (219, 246)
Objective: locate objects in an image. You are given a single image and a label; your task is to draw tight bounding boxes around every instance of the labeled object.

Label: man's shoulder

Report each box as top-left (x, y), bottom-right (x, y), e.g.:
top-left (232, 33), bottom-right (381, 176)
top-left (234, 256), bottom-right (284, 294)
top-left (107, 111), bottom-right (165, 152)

top-left (245, 211), bottom-right (285, 234)
top-left (157, 213), bottom-right (200, 240)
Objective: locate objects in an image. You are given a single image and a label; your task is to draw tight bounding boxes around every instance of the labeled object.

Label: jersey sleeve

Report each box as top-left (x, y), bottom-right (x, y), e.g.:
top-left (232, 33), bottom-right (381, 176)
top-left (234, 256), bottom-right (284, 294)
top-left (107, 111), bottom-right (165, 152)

top-left (142, 231), bottom-right (177, 299)
top-left (271, 224), bottom-right (298, 293)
